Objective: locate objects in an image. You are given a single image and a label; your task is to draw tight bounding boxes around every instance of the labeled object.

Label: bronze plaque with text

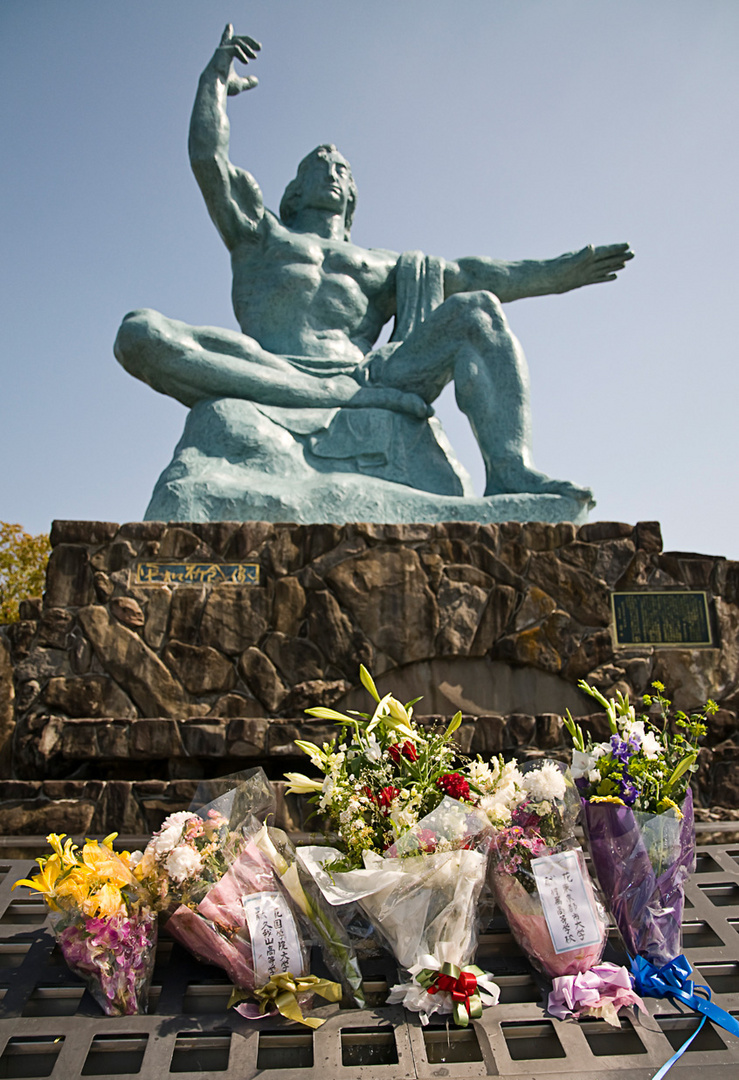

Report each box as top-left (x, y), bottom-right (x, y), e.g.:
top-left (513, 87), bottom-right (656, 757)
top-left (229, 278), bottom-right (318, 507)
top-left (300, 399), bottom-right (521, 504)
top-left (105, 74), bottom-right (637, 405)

top-left (134, 562), bottom-right (259, 586)
top-left (611, 591), bottom-right (712, 648)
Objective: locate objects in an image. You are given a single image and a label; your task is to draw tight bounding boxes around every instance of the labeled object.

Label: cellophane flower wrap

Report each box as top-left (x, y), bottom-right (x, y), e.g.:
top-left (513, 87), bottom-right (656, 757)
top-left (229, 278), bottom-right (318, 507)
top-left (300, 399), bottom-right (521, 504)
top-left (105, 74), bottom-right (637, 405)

top-left (286, 667), bottom-right (503, 1025)
top-left (136, 770), bottom-right (306, 990)
top-left (136, 770), bottom-right (351, 1025)
top-left (565, 681), bottom-right (713, 967)
top-left (488, 760), bottom-right (609, 981)
top-left (14, 833), bottom-right (156, 1016)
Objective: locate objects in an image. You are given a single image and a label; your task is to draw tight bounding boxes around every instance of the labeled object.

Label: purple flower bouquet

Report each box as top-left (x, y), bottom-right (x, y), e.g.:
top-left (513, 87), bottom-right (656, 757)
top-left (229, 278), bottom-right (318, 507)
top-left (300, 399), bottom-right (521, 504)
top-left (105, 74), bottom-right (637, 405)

top-left (566, 681), bottom-right (713, 966)
top-left (582, 789), bottom-right (695, 966)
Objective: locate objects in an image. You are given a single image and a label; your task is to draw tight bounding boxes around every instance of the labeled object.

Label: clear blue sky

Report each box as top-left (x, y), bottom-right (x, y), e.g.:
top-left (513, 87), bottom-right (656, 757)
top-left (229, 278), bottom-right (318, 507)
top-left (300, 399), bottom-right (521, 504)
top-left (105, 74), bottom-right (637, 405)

top-left (2, 0), bottom-right (738, 558)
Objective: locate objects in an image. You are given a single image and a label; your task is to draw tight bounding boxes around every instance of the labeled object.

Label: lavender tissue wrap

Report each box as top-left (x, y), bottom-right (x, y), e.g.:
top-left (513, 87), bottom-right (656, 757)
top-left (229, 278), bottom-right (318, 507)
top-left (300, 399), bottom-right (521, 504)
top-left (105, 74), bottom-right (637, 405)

top-left (582, 788), bottom-right (695, 967)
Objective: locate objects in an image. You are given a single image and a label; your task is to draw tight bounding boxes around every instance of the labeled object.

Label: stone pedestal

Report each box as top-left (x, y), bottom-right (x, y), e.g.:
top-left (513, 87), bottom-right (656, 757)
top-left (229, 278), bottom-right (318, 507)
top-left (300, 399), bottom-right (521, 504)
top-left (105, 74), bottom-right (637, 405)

top-left (1, 518), bottom-right (738, 835)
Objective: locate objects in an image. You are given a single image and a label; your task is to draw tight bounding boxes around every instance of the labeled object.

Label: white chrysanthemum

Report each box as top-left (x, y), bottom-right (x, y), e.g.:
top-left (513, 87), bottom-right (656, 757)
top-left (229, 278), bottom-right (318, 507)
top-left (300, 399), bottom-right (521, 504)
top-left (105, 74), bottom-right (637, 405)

top-left (521, 762), bottom-right (567, 802)
top-left (152, 811), bottom-right (194, 855)
top-left (165, 845), bottom-right (202, 884)
top-left (127, 849), bottom-right (143, 869)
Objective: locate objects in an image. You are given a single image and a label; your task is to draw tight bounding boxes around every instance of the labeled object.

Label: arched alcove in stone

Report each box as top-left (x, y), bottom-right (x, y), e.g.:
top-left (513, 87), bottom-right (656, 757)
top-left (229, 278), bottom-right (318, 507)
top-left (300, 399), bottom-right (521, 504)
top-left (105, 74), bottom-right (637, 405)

top-left (336, 657), bottom-right (593, 718)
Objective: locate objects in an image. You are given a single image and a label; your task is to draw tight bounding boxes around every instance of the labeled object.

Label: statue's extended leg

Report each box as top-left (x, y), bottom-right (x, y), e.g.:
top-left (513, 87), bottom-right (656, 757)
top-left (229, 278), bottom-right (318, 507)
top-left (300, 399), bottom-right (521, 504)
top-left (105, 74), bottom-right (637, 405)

top-left (114, 309), bottom-right (428, 417)
top-left (114, 308), bottom-right (334, 408)
top-left (370, 291), bottom-right (593, 502)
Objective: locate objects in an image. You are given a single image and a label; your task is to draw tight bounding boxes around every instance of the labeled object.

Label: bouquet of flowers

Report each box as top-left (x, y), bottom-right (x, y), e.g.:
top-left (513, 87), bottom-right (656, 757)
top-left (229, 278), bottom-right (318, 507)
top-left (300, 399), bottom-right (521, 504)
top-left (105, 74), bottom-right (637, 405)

top-left (565, 681), bottom-right (713, 967)
top-left (488, 760), bottom-right (609, 980)
top-left (134, 805), bottom-right (246, 915)
top-left (135, 770), bottom-right (351, 1026)
top-left (14, 833), bottom-right (156, 1015)
top-left (286, 667), bottom-right (510, 1025)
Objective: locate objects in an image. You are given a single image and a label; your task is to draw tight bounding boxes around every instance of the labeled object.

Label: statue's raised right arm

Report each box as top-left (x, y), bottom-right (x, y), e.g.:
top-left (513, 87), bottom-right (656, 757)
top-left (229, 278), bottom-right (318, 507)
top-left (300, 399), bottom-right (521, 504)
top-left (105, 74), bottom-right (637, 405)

top-left (189, 25), bottom-right (264, 250)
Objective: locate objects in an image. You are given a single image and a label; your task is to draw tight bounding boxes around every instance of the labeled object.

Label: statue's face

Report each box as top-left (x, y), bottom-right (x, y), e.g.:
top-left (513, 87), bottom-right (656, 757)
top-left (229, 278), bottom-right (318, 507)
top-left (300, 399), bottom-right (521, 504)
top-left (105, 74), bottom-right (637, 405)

top-left (298, 149), bottom-right (353, 219)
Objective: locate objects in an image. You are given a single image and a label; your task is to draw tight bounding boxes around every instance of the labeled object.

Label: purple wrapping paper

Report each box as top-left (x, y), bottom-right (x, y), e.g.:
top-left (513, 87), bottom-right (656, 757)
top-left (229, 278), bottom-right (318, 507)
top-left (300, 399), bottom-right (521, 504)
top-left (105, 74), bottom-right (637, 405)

top-left (582, 787), bottom-right (695, 967)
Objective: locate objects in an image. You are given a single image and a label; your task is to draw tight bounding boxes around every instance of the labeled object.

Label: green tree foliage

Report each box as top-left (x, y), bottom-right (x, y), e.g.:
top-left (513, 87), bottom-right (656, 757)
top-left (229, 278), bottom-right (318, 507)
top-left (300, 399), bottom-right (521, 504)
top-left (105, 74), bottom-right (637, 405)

top-left (0, 523), bottom-right (51, 624)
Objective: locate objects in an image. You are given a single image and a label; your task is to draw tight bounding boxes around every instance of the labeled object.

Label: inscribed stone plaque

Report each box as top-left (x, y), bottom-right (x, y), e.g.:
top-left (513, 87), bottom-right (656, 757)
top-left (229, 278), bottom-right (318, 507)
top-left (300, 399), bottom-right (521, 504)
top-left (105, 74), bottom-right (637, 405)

top-left (134, 562), bottom-right (259, 586)
top-left (611, 591), bottom-right (712, 648)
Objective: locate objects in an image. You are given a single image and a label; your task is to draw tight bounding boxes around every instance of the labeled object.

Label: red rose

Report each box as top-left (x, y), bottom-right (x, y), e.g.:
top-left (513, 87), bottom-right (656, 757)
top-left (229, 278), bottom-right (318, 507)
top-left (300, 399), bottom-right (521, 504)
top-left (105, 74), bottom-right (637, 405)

top-left (436, 772), bottom-right (471, 801)
top-left (401, 740), bottom-right (418, 762)
top-left (388, 740), bottom-right (418, 764)
top-left (377, 786), bottom-right (400, 812)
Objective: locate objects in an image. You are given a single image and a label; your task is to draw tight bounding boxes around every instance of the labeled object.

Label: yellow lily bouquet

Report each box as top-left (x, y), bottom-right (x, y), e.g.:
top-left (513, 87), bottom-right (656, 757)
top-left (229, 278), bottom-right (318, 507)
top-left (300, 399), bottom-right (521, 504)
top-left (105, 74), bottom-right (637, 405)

top-left (14, 833), bottom-right (157, 1015)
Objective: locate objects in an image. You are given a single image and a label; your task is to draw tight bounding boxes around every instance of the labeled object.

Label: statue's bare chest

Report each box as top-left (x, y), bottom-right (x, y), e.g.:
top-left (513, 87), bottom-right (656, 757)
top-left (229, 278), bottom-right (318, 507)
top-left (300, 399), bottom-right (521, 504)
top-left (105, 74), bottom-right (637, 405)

top-left (250, 223), bottom-right (392, 298)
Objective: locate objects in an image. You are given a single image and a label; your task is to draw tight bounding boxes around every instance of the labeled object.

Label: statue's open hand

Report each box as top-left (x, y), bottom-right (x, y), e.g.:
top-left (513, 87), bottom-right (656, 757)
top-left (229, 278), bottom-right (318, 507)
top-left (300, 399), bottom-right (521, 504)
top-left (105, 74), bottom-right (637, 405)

top-left (214, 24), bottom-right (262, 95)
top-left (554, 242), bottom-right (634, 293)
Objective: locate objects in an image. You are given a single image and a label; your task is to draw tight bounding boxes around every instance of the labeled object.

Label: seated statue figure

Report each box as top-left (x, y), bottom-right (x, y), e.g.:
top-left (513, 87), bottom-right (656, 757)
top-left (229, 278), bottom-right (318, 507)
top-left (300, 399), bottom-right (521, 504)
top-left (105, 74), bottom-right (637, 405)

top-left (114, 27), bottom-right (633, 525)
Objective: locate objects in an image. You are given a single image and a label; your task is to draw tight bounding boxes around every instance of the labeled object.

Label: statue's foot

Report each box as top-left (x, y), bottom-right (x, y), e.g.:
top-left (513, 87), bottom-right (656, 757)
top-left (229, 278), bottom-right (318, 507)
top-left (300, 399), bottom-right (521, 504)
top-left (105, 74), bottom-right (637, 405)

top-left (485, 462), bottom-right (594, 508)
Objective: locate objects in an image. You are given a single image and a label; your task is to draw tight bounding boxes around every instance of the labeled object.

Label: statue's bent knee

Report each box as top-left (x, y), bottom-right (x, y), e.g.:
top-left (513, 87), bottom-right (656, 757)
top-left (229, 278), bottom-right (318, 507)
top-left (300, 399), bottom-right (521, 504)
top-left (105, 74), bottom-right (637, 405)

top-left (443, 290), bottom-right (507, 332)
top-left (114, 309), bottom-right (162, 377)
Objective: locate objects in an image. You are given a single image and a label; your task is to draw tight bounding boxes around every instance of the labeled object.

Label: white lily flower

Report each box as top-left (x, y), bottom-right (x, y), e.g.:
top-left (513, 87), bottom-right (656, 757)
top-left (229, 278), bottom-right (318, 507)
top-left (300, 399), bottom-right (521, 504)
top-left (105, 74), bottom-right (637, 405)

top-left (283, 772), bottom-right (324, 795)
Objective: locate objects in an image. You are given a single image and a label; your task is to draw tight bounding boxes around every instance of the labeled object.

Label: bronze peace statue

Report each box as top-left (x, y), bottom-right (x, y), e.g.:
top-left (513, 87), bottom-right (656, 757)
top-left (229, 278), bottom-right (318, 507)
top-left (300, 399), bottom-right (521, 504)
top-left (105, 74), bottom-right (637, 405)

top-left (115, 26), bottom-right (633, 524)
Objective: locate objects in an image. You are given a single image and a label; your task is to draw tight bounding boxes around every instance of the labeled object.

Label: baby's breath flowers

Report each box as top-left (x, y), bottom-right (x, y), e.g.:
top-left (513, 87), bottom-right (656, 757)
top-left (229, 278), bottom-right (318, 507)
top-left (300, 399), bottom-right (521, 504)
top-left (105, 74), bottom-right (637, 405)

top-left (285, 667), bottom-right (526, 869)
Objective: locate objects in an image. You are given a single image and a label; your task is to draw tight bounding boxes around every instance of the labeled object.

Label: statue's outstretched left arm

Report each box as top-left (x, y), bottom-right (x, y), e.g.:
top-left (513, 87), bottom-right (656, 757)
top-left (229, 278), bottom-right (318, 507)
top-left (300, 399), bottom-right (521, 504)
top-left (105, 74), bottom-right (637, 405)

top-left (444, 243), bottom-right (634, 302)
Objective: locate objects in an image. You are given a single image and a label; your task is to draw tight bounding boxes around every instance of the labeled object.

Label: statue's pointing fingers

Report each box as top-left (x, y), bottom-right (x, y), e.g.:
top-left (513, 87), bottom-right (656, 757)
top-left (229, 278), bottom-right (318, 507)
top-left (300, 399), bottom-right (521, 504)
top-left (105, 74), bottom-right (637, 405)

top-left (216, 24), bottom-right (262, 95)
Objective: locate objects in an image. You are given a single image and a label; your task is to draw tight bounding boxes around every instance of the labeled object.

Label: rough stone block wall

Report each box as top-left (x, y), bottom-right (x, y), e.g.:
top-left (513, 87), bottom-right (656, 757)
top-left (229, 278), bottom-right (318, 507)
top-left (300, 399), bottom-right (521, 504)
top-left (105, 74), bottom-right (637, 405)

top-left (1, 518), bottom-right (738, 836)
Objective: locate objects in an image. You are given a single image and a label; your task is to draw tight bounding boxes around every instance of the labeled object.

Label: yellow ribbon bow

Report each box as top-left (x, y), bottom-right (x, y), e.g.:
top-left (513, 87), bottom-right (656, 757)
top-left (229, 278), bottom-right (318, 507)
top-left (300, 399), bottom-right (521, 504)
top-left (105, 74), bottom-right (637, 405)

top-left (229, 972), bottom-right (342, 1028)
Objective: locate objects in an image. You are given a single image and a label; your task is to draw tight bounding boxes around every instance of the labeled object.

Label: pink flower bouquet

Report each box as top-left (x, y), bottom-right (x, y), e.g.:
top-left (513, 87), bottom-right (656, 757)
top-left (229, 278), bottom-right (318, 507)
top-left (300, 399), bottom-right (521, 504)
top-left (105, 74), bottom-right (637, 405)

top-left (14, 833), bottom-right (156, 1016)
top-left (488, 761), bottom-right (609, 981)
top-left (136, 770), bottom-right (352, 1024)
top-left (166, 835), bottom-right (310, 992)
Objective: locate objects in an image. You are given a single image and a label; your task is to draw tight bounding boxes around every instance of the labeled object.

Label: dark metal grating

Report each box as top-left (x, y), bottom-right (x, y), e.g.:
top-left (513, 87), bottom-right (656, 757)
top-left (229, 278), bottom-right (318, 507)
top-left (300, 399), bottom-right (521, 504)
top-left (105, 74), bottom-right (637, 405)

top-left (0, 846), bottom-right (738, 1078)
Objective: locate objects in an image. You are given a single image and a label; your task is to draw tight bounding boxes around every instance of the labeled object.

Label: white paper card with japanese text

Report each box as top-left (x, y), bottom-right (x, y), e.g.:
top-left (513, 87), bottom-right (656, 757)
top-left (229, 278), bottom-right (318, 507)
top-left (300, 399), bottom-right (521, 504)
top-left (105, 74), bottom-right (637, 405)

top-left (531, 848), bottom-right (601, 954)
top-left (242, 891), bottom-right (304, 983)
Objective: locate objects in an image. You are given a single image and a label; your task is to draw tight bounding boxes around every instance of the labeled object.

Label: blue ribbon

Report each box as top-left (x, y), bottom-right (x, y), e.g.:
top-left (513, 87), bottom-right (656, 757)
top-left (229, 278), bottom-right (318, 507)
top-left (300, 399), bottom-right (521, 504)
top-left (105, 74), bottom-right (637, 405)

top-left (630, 955), bottom-right (739, 1079)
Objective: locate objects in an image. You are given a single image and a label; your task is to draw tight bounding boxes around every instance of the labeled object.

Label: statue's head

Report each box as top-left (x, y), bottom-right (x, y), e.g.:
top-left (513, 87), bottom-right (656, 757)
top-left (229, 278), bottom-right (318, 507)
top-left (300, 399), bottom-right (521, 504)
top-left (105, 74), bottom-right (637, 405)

top-left (280, 145), bottom-right (357, 240)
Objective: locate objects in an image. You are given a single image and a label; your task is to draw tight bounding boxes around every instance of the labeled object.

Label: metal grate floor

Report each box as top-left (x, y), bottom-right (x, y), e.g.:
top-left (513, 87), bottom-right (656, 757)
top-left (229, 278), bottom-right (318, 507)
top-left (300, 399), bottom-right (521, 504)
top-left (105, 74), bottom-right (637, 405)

top-left (1, 847), bottom-right (739, 1078)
